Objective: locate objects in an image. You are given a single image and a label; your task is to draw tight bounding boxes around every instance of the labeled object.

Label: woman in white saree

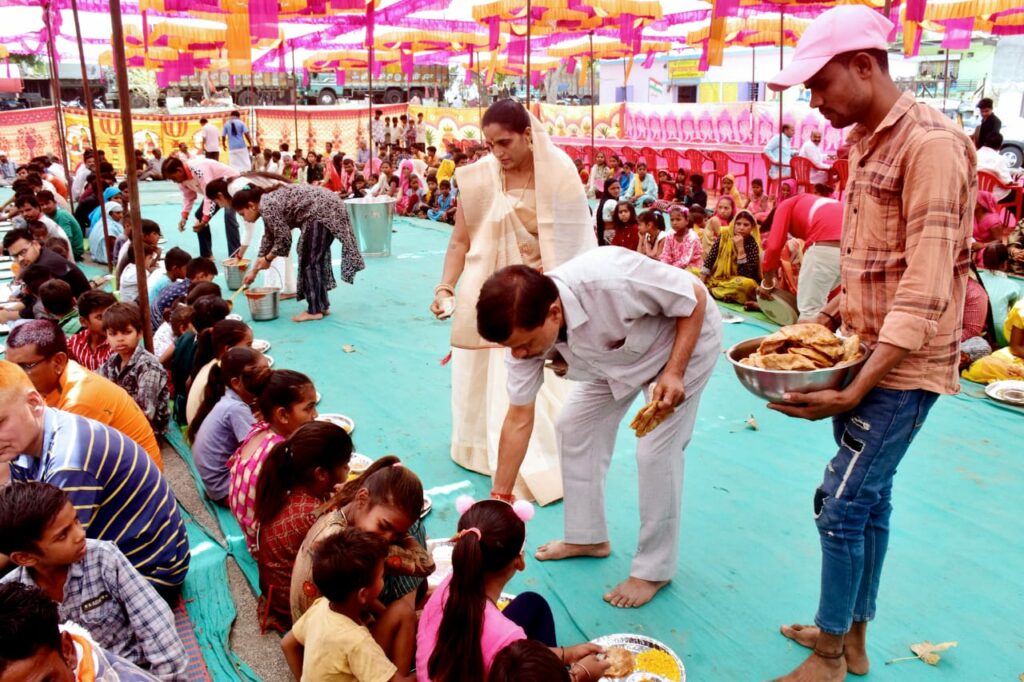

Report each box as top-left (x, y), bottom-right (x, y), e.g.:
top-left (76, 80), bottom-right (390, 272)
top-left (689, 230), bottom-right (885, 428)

top-left (430, 100), bottom-right (596, 505)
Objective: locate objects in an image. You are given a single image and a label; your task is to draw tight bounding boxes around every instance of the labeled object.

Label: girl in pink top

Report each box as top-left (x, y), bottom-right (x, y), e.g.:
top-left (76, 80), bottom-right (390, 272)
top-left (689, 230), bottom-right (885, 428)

top-left (228, 368), bottom-right (319, 551)
top-left (415, 500), bottom-right (607, 682)
top-left (660, 205), bottom-right (704, 271)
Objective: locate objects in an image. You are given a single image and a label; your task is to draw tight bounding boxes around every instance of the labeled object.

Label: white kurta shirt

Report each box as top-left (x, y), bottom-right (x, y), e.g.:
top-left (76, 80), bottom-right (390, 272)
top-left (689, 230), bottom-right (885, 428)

top-left (505, 247), bottom-right (723, 405)
top-left (799, 140), bottom-right (830, 185)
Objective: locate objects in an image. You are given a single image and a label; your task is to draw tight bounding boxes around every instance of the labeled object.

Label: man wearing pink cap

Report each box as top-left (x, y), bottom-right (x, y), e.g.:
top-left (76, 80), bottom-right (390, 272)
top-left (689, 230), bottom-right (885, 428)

top-left (765, 6), bottom-right (975, 682)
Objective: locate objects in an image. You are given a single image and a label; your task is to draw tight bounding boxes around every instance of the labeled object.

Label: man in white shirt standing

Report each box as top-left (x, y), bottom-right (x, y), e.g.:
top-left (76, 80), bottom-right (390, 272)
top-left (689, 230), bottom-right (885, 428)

top-left (199, 117), bottom-right (220, 161)
top-left (764, 124), bottom-right (795, 178)
top-left (799, 129), bottom-right (832, 185)
top-left (476, 248), bottom-right (723, 608)
top-left (70, 151), bottom-right (95, 202)
top-left (415, 112), bottom-right (427, 152)
top-left (976, 132), bottom-right (1021, 202)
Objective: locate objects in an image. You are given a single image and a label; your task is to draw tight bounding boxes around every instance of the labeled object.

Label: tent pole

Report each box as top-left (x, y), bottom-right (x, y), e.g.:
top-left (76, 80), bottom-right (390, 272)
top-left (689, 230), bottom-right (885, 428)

top-left (777, 8), bottom-right (784, 200)
top-left (69, 0), bottom-right (112, 273)
top-left (942, 49), bottom-right (950, 102)
top-left (43, 0), bottom-right (74, 213)
top-left (109, 0), bottom-right (154, 350)
top-left (291, 42), bottom-right (300, 151)
top-left (750, 46), bottom-right (755, 118)
top-left (526, 0), bottom-right (532, 106)
top-left (368, 53), bottom-right (374, 165)
top-left (589, 31), bottom-right (595, 167)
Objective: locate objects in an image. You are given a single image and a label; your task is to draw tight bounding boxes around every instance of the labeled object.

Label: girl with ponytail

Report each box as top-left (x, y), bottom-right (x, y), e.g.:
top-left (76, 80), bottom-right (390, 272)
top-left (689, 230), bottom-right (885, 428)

top-left (254, 421), bottom-right (353, 633)
top-left (290, 457), bottom-right (431, 676)
top-left (418, 499), bottom-right (608, 682)
top-left (185, 318), bottom-right (253, 423)
top-left (228, 368), bottom-right (318, 549)
top-left (170, 293), bottom-right (229, 424)
top-left (190, 347), bottom-right (265, 504)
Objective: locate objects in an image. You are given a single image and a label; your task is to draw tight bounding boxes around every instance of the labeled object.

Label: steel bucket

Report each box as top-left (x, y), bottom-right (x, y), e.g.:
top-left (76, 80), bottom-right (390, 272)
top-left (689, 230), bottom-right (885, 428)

top-left (222, 258), bottom-right (250, 290)
top-left (245, 287), bottom-right (279, 321)
top-left (345, 197), bottom-right (396, 257)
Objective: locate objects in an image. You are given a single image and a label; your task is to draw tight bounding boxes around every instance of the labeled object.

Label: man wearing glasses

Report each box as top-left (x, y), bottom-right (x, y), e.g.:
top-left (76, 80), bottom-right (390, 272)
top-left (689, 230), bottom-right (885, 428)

top-left (3, 320), bottom-right (161, 467)
top-left (2, 227), bottom-right (89, 298)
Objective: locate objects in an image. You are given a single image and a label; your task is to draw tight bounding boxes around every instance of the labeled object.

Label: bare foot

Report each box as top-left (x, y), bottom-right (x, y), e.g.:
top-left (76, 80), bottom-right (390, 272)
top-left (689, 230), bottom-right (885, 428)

top-left (280, 292), bottom-right (297, 300)
top-left (292, 312), bottom-right (324, 322)
top-left (780, 625), bottom-right (869, 675)
top-left (769, 650), bottom-right (846, 682)
top-left (534, 540), bottom-right (610, 562)
top-left (603, 577), bottom-right (669, 608)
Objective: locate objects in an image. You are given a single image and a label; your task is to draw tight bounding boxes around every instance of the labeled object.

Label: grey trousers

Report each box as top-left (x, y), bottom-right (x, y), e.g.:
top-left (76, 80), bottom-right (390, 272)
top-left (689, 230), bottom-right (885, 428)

top-left (555, 378), bottom-right (708, 582)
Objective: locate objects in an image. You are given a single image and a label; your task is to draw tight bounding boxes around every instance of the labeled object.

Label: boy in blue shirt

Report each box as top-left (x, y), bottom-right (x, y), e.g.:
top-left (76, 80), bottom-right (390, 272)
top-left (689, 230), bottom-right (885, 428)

top-left (0, 482), bottom-right (187, 681)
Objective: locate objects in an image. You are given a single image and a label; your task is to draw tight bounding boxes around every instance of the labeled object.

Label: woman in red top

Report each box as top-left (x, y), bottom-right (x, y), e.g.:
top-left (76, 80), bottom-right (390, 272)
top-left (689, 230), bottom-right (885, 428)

top-left (758, 193), bottom-right (844, 321)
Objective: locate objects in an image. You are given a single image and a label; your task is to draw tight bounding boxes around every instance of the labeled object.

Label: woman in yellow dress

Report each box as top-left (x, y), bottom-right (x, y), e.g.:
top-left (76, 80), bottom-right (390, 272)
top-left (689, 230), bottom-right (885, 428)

top-left (962, 298), bottom-right (1024, 383)
top-left (700, 209), bottom-right (762, 304)
top-left (429, 100), bottom-right (595, 504)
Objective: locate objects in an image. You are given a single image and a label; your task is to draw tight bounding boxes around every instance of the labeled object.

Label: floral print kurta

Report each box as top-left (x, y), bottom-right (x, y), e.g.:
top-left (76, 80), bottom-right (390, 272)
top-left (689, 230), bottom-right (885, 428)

top-left (257, 184), bottom-right (365, 300)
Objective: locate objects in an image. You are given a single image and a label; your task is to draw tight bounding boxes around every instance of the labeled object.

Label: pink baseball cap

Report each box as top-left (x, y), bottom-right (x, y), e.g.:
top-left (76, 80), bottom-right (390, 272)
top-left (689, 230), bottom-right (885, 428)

top-left (768, 6), bottom-right (894, 92)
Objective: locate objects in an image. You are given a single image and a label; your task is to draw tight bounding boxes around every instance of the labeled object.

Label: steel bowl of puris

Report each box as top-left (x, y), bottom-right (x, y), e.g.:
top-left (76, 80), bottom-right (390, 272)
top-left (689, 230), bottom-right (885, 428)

top-left (727, 323), bottom-right (868, 402)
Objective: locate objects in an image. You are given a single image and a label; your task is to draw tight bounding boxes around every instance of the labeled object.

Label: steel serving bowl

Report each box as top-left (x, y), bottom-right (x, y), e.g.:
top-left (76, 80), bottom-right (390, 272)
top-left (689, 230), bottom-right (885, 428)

top-left (726, 336), bottom-right (870, 403)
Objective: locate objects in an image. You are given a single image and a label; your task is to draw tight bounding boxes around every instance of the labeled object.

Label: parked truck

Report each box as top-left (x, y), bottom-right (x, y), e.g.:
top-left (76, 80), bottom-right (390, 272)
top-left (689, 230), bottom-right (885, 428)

top-left (163, 71), bottom-right (298, 107)
top-left (300, 64), bottom-right (450, 105)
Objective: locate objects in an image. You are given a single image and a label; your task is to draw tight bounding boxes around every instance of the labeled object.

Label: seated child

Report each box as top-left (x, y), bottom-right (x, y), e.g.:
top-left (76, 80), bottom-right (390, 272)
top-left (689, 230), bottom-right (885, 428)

top-left (636, 209), bottom-right (668, 260)
top-left (98, 302), bottom-right (170, 435)
top-left (0, 482), bottom-right (187, 680)
top-left (0, 582), bottom-right (164, 682)
top-left (148, 246), bottom-right (191, 303)
top-left (417, 176), bottom-right (439, 219)
top-left (229, 368), bottom-right (319, 547)
top-left (610, 201), bottom-right (640, 251)
top-left (154, 301), bottom-right (192, 364)
top-left (66, 289), bottom-right (116, 370)
top-left (151, 256), bottom-right (218, 333)
top-left (190, 347), bottom-right (265, 504)
top-left (114, 218), bottom-right (161, 275)
top-left (417, 499), bottom-right (604, 681)
top-left (0, 264), bottom-right (52, 324)
top-left (117, 244), bottom-right (159, 304)
top-left (186, 318), bottom-right (253, 423)
top-left (386, 175), bottom-right (400, 199)
top-left (489, 640), bottom-right (608, 682)
top-left (659, 205), bottom-right (703, 271)
top-left (171, 292), bottom-right (227, 424)
top-left (38, 280), bottom-right (81, 336)
top-left (44, 237), bottom-right (71, 261)
top-left (427, 180), bottom-right (454, 222)
top-left (657, 170), bottom-right (675, 201)
top-left (350, 174), bottom-right (368, 198)
top-left (253, 421), bottom-right (354, 633)
top-left (281, 528), bottom-right (416, 682)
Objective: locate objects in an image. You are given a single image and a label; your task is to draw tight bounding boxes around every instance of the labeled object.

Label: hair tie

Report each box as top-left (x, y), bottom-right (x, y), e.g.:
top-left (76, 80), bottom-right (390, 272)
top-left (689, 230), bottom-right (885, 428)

top-left (451, 527), bottom-right (482, 542)
top-left (392, 462), bottom-right (404, 469)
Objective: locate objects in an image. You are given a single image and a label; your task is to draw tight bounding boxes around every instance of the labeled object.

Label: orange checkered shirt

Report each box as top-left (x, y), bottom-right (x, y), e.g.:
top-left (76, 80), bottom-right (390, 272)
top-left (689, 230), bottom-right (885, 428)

top-left (830, 92), bottom-right (976, 395)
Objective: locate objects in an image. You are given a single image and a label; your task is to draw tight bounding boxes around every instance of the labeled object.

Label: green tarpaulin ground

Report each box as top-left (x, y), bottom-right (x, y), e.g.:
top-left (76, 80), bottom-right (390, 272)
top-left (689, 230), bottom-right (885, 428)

top-left (65, 184), bottom-right (1024, 679)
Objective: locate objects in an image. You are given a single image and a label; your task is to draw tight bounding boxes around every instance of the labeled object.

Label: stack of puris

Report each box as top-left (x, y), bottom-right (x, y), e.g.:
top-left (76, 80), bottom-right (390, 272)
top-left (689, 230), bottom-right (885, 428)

top-left (740, 323), bottom-right (862, 371)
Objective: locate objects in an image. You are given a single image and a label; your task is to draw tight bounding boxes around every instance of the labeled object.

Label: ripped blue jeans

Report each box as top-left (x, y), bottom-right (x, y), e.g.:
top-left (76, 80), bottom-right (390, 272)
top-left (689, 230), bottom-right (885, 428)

top-left (814, 388), bottom-right (938, 635)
